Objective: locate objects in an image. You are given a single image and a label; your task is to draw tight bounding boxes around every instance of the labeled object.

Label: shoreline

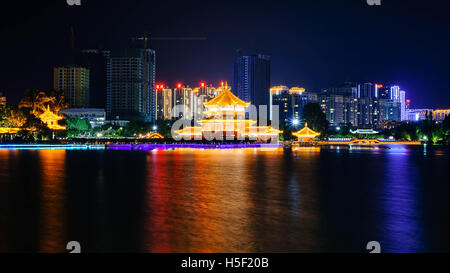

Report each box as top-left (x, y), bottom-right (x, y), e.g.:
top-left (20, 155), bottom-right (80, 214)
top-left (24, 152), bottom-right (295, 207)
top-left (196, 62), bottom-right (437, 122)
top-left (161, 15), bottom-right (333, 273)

top-left (0, 143), bottom-right (283, 151)
top-left (0, 142), bottom-right (435, 151)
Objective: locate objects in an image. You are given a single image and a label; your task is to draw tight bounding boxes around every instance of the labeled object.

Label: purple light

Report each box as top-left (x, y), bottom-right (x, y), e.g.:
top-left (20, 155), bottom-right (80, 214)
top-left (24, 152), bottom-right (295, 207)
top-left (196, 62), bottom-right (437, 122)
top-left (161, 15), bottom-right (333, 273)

top-left (106, 143), bottom-right (282, 151)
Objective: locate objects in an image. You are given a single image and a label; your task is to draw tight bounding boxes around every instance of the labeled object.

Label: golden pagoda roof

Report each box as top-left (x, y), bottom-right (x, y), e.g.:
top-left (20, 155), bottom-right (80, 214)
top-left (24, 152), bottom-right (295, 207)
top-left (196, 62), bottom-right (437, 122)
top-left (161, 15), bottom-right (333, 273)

top-left (38, 106), bottom-right (66, 130)
top-left (203, 87), bottom-right (250, 107)
top-left (292, 123), bottom-right (320, 138)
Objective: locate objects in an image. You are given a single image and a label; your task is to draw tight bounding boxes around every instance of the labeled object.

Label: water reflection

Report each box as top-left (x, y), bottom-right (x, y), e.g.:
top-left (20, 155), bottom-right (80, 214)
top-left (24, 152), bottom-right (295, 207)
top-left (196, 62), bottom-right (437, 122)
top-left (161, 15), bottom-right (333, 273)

top-left (141, 149), bottom-right (325, 252)
top-left (0, 146), bottom-right (448, 252)
top-left (37, 150), bottom-right (67, 252)
top-left (381, 147), bottom-right (425, 252)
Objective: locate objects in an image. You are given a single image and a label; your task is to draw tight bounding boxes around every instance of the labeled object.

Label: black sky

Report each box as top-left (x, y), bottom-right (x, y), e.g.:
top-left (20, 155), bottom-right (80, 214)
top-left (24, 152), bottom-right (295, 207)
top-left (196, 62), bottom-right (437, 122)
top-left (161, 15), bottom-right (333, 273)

top-left (1, 0), bottom-right (449, 108)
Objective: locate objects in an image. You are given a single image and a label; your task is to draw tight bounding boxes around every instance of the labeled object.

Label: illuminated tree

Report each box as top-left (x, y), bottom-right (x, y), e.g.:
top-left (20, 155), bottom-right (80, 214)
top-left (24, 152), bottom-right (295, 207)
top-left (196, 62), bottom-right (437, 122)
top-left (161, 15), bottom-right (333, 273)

top-left (155, 119), bottom-right (172, 138)
top-left (2, 106), bottom-right (27, 128)
top-left (394, 123), bottom-right (417, 141)
top-left (124, 120), bottom-right (148, 137)
top-left (66, 117), bottom-right (91, 134)
top-left (47, 90), bottom-right (69, 113)
top-left (301, 103), bottom-right (329, 136)
top-left (19, 89), bottom-right (55, 115)
top-left (443, 115), bottom-right (450, 143)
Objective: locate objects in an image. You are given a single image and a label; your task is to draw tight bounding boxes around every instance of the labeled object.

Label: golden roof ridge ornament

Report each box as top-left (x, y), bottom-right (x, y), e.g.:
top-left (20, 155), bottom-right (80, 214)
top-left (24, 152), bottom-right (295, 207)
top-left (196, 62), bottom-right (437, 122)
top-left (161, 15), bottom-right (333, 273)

top-left (203, 85), bottom-right (250, 107)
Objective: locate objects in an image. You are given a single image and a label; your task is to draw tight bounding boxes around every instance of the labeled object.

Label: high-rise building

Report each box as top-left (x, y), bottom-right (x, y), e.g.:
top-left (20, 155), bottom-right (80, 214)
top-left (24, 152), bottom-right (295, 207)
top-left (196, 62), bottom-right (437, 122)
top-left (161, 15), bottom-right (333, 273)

top-left (371, 98), bottom-right (385, 128)
top-left (81, 49), bottom-right (110, 108)
top-left (374, 84), bottom-right (383, 98)
top-left (172, 84), bottom-right (193, 119)
top-left (270, 85), bottom-right (289, 122)
top-left (270, 86), bottom-right (315, 126)
top-left (358, 83), bottom-right (376, 98)
top-left (400, 90), bottom-right (407, 121)
top-left (54, 65), bottom-right (90, 108)
top-left (356, 97), bottom-right (373, 125)
top-left (378, 85), bottom-right (391, 99)
top-left (106, 48), bottom-right (156, 121)
top-left (384, 99), bottom-right (401, 121)
top-left (289, 87), bottom-right (308, 122)
top-left (319, 94), bottom-right (344, 126)
top-left (192, 84), bottom-right (217, 121)
top-left (406, 99), bottom-right (411, 111)
top-left (390, 85), bottom-right (400, 102)
top-left (343, 96), bottom-right (358, 126)
top-left (0, 92), bottom-right (5, 109)
top-left (319, 83), bottom-right (402, 128)
top-left (323, 82), bottom-right (358, 98)
top-left (320, 83), bottom-right (357, 127)
top-left (232, 52), bottom-right (271, 118)
top-left (155, 85), bottom-right (173, 120)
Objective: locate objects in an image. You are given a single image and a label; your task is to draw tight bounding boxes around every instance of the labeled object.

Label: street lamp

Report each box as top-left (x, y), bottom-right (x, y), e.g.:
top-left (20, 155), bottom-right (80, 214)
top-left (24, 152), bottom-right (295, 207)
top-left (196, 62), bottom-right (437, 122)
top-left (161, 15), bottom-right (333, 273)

top-left (152, 125), bottom-right (158, 131)
top-left (292, 119), bottom-right (299, 126)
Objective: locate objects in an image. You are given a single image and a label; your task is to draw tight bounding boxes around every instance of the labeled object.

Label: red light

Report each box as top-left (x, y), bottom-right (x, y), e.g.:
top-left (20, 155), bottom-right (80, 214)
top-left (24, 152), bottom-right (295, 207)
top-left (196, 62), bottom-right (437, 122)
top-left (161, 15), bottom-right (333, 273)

top-left (376, 84), bottom-right (383, 88)
top-left (200, 82), bottom-right (205, 88)
top-left (177, 83), bottom-right (182, 89)
top-left (156, 85), bottom-right (160, 89)
top-left (220, 81), bottom-right (224, 87)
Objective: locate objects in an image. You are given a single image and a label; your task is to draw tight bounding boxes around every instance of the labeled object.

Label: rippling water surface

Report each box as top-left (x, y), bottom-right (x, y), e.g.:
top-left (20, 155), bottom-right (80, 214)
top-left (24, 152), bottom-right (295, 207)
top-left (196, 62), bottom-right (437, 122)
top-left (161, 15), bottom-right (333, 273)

top-left (0, 145), bottom-right (448, 252)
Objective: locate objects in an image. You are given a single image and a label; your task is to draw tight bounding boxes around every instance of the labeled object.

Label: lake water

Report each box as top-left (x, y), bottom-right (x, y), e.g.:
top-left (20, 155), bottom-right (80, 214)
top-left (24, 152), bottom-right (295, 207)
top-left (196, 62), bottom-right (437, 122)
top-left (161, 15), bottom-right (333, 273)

top-left (0, 145), bottom-right (448, 253)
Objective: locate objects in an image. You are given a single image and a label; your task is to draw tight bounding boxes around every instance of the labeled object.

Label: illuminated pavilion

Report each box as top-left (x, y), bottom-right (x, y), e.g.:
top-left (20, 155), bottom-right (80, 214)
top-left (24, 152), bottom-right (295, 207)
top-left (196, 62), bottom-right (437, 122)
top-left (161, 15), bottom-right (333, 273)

top-left (1, 106), bottom-right (66, 135)
top-left (175, 86), bottom-right (282, 141)
top-left (145, 132), bottom-right (164, 139)
top-left (38, 106), bottom-right (66, 130)
top-left (292, 123), bottom-right (320, 142)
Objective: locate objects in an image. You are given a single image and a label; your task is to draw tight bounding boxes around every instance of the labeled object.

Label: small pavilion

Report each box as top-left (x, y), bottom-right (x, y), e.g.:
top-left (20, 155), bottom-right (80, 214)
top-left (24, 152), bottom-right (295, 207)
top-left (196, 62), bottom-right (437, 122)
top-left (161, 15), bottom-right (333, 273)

top-left (292, 123), bottom-right (320, 142)
top-left (145, 132), bottom-right (164, 139)
top-left (38, 106), bottom-right (66, 130)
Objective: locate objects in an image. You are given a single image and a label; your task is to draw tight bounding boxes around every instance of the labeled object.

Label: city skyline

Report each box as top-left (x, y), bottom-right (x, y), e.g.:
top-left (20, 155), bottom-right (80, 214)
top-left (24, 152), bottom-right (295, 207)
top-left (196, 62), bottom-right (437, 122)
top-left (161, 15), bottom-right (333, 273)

top-left (1, 0), bottom-right (450, 109)
top-left (0, 1), bottom-right (450, 257)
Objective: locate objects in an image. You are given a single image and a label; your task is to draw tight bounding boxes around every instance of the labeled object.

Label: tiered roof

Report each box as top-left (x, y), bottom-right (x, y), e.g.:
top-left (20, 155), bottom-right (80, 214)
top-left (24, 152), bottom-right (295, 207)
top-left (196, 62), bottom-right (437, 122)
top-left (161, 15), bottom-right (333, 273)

top-left (292, 123), bottom-right (320, 138)
top-left (203, 87), bottom-right (250, 107)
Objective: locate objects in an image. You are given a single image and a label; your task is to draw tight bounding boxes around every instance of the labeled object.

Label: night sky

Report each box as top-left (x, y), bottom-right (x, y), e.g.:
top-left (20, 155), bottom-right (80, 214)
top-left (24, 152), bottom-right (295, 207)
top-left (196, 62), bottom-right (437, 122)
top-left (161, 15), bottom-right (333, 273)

top-left (1, 0), bottom-right (449, 108)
